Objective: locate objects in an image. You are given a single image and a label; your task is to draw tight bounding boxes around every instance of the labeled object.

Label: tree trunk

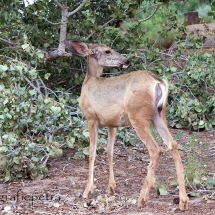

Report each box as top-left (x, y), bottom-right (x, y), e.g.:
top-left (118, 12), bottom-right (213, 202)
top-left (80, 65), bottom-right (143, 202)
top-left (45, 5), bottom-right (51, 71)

top-left (184, 11), bottom-right (200, 26)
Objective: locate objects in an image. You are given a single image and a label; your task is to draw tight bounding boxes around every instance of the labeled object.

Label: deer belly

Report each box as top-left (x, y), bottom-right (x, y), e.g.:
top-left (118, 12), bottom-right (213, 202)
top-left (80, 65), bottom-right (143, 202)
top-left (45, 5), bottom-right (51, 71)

top-left (97, 111), bottom-right (131, 127)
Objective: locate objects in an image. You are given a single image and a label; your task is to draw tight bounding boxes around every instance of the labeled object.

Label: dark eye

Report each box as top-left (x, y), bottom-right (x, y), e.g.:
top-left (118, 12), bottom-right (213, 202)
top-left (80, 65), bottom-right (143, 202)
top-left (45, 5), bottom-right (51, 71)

top-left (105, 50), bottom-right (111, 54)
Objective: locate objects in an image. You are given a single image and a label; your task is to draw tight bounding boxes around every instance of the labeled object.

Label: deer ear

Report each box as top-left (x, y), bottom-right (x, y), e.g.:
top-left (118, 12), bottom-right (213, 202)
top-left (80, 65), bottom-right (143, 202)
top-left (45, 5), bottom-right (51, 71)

top-left (64, 40), bottom-right (92, 56)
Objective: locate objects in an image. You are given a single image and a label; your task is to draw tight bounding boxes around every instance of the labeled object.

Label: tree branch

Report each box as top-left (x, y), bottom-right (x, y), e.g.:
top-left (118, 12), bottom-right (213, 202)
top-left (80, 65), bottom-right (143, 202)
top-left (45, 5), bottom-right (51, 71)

top-left (86, 18), bottom-right (115, 40)
top-left (45, 0), bottom-right (89, 62)
top-left (138, 3), bottom-right (163, 22)
top-left (23, 75), bottom-right (42, 95)
top-left (31, 13), bottom-right (61, 25)
top-left (0, 37), bottom-right (18, 45)
top-left (54, 0), bottom-right (63, 9)
top-left (68, 0), bottom-right (89, 17)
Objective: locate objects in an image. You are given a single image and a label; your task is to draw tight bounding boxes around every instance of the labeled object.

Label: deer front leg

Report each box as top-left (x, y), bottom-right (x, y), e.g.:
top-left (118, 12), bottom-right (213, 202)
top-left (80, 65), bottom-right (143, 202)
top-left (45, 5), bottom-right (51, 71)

top-left (138, 143), bottom-right (163, 207)
top-left (83, 121), bottom-right (98, 198)
top-left (106, 127), bottom-right (117, 194)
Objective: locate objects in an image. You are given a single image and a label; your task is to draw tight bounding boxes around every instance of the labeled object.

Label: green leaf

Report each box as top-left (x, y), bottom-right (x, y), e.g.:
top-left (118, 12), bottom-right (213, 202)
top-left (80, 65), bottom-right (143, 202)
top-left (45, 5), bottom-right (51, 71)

top-left (44, 73), bottom-right (51, 80)
top-left (37, 51), bottom-right (44, 59)
top-left (0, 146), bottom-right (8, 153)
top-left (174, 132), bottom-right (183, 140)
top-left (170, 67), bottom-right (177, 72)
top-left (13, 157), bottom-right (20, 164)
top-left (0, 65), bottom-right (8, 72)
top-left (3, 98), bottom-right (9, 105)
top-left (195, 107), bottom-right (202, 112)
top-left (83, 147), bottom-right (90, 156)
top-left (14, 66), bottom-right (23, 73)
top-left (67, 136), bottom-right (75, 148)
top-left (55, 148), bottom-right (63, 157)
top-left (188, 192), bottom-right (199, 197)
top-left (169, 179), bottom-right (178, 186)
top-left (203, 143), bottom-right (210, 149)
top-left (193, 177), bottom-right (201, 186)
top-left (29, 89), bottom-right (36, 95)
top-left (131, 199), bottom-right (137, 205)
top-left (21, 44), bottom-right (30, 50)
top-left (50, 106), bottom-right (61, 114)
top-left (32, 157), bottom-right (39, 162)
top-left (44, 98), bottom-right (51, 104)
top-left (198, 120), bottom-right (205, 126)
top-left (175, 123), bottom-right (182, 129)
top-left (5, 113), bottom-right (12, 119)
top-left (157, 185), bottom-right (167, 195)
top-left (83, 131), bottom-right (90, 138)
top-left (28, 69), bottom-right (37, 78)
top-left (206, 178), bottom-right (215, 190)
top-left (0, 84), bottom-right (5, 91)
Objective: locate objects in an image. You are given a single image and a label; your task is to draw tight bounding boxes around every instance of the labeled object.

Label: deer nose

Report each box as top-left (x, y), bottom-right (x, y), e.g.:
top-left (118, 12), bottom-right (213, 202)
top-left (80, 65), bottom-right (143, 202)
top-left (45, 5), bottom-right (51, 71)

top-left (125, 60), bottom-right (130, 65)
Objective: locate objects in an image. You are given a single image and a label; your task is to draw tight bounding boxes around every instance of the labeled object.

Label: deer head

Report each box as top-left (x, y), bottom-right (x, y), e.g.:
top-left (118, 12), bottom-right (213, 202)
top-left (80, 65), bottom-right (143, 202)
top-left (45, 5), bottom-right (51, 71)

top-left (64, 40), bottom-right (130, 69)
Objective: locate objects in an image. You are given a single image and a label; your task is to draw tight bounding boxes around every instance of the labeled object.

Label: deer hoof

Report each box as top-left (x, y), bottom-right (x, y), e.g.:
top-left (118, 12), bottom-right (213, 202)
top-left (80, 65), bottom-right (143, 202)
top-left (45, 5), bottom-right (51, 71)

top-left (83, 187), bottom-right (94, 198)
top-left (107, 186), bottom-right (115, 195)
top-left (137, 198), bottom-right (146, 207)
top-left (179, 197), bottom-right (189, 211)
top-left (107, 183), bottom-right (116, 195)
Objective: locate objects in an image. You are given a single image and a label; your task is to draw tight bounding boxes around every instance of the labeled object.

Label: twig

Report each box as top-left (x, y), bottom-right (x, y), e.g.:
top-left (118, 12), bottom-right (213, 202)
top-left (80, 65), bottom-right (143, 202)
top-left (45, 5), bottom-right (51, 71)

top-left (31, 13), bottom-right (61, 25)
top-left (38, 76), bottom-right (48, 96)
top-left (22, 75), bottom-right (42, 95)
top-left (185, 177), bottom-right (197, 191)
top-left (138, 4), bottom-right (163, 22)
top-left (0, 37), bottom-right (18, 45)
top-left (136, 4), bottom-right (164, 15)
top-left (86, 18), bottom-right (115, 40)
top-left (47, 61), bottom-right (83, 71)
top-left (175, 83), bottom-right (196, 98)
top-left (68, 0), bottom-right (89, 17)
top-left (63, 163), bottom-right (70, 171)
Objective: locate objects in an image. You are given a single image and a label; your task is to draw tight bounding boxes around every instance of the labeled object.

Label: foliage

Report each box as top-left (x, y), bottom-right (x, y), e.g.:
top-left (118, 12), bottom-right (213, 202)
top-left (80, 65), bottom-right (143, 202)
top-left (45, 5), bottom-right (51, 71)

top-left (0, 55), bottom-right (88, 181)
top-left (155, 177), bottom-right (168, 196)
top-left (167, 47), bottom-right (215, 130)
top-left (184, 135), bottom-right (207, 190)
top-left (183, 135), bottom-right (215, 198)
top-left (197, 5), bottom-right (212, 18)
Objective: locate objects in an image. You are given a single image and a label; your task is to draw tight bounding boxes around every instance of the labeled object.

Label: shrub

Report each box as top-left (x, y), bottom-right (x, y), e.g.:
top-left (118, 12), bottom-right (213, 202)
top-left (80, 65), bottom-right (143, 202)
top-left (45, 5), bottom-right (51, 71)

top-left (0, 60), bottom-right (86, 181)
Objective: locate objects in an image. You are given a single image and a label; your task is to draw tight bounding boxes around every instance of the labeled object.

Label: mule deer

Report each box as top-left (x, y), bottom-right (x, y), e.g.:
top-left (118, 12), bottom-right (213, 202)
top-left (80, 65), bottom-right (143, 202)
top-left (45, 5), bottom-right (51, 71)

top-left (65, 40), bottom-right (189, 211)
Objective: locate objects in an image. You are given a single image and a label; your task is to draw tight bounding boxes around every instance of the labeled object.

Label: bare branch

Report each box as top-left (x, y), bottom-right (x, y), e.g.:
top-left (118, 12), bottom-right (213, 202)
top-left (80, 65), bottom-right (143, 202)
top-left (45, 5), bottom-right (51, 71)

top-left (31, 13), bottom-right (61, 25)
top-left (86, 18), bottom-right (115, 40)
top-left (22, 75), bottom-right (42, 95)
top-left (68, 0), bottom-right (89, 17)
top-left (138, 4), bottom-right (163, 22)
top-left (0, 37), bottom-right (18, 45)
top-left (54, 0), bottom-right (63, 9)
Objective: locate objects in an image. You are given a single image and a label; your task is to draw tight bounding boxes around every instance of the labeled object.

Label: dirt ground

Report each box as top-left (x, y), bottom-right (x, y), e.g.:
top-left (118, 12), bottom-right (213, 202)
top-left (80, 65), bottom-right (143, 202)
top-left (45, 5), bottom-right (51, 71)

top-left (0, 128), bottom-right (214, 215)
top-left (187, 23), bottom-right (215, 47)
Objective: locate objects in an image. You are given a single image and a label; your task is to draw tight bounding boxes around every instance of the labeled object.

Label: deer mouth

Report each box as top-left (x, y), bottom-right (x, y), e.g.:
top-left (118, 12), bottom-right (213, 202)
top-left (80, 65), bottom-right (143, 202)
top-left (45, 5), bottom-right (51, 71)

top-left (121, 60), bottom-right (130, 69)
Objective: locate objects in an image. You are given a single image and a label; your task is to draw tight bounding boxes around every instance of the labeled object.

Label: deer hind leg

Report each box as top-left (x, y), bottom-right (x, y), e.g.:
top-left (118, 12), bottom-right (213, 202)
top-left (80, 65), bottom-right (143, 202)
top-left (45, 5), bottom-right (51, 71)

top-left (130, 119), bottom-right (163, 207)
top-left (106, 126), bottom-right (117, 194)
top-left (153, 114), bottom-right (189, 211)
top-left (83, 120), bottom-right (98, 198)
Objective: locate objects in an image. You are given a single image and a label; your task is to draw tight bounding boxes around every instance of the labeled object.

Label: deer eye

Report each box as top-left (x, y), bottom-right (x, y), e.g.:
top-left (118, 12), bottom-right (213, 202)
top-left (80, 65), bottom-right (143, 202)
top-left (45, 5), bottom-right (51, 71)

top-left (105, 50), bottom-right (111, 54)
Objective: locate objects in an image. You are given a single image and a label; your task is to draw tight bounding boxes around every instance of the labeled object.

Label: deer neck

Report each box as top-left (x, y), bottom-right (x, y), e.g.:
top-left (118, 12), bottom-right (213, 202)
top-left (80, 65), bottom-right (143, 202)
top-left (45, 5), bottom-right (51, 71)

top-left (86, 56), bottom-right (103, 78)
